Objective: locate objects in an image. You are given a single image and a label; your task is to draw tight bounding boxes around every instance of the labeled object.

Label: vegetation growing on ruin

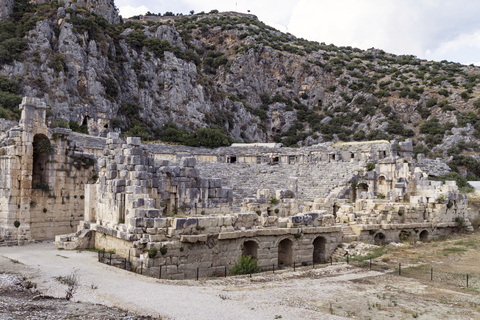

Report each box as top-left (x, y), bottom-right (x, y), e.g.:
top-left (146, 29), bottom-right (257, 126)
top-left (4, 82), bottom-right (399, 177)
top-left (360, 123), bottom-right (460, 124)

top-left (229, 255), bottom-right (261, 275)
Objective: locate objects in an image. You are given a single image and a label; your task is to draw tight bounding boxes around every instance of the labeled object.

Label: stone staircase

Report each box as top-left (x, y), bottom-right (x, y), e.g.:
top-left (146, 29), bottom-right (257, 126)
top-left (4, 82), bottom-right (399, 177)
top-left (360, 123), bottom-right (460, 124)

top-left (340, 224), bottom-right (359, 243)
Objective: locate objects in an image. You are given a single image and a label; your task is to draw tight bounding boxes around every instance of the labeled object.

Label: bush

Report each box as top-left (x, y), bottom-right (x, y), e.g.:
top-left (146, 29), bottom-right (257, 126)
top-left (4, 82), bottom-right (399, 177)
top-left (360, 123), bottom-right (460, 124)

top-left (47, 53), bottom-right (67, 74)
top-left (229, 255), bottom-right (261, 275)
top-left (366, 162), bottom-right (375, 171)
top-left (160, 246), bottom-right (168, 255)
top-left (148, 247), bottom-right (158, 258)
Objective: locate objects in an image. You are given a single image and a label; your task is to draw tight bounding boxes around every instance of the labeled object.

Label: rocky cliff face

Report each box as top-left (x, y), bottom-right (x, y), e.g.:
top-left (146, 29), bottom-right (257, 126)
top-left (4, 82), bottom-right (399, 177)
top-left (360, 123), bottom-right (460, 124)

top-left (0, 0), bottom-right (14, 21)
top-left (2, 1), bottom-right (480, 163)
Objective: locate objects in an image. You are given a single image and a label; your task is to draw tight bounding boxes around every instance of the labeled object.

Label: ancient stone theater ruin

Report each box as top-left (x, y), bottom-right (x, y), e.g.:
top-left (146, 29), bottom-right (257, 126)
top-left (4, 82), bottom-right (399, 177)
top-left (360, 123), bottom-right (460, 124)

top-left (0, 98), bottom-right (474, 278)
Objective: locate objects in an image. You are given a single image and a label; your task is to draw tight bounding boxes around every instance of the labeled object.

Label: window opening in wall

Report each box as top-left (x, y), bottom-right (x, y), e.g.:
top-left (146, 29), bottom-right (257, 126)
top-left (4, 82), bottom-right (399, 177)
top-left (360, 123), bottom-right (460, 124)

top-left (273, 157), bottom-right (279, 165)
top-left (256, 156), bottom-right (261, 164)
top-left (242, 240), bottom-right (258, 260)
top-left (230, 156), bottom-right (237, 164)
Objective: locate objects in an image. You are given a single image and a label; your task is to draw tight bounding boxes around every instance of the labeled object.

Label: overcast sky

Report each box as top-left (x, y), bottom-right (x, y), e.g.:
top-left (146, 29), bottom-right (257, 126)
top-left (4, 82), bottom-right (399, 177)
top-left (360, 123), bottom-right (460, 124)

top-left (115, 0), bottom-right (480, 65)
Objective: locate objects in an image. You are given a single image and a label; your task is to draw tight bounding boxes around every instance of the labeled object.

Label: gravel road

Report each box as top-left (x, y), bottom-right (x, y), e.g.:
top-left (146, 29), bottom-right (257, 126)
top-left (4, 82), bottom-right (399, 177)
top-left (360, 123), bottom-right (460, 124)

top-left (0, 242), bottom-right (362, 319)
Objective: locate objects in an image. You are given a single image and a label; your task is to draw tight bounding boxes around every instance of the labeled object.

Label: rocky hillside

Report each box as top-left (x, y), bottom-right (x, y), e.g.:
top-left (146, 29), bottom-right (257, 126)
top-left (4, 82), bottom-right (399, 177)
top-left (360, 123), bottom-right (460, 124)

top-left (1, 1), bottom-right (480, 171)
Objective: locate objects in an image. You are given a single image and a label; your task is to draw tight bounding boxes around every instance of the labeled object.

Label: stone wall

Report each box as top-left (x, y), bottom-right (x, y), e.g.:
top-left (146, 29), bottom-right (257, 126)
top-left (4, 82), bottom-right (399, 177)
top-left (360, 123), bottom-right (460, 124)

top-left (0, 98), bottom-right (97, 245)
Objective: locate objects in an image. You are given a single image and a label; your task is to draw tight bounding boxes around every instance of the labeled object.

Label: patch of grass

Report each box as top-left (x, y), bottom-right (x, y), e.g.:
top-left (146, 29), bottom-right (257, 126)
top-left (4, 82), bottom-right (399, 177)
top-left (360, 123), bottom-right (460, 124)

top-left (442, 247), bottom-right (467, 253)
top-left (56, 254), bottom-right (69, 259)
top-left (351, 247), bottom-right (388, 262)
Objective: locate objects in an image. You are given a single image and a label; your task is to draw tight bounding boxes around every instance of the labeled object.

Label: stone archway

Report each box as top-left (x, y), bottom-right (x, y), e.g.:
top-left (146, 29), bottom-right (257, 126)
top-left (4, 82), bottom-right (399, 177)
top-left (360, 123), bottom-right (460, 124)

top-left (378, 175), bottom-right (387, 196)
top-left (278, 238), bottom-right (293, 266)
top-left (242, 240), bottom-right (258, 260)
top-left (313, 236), bottom-right (326, 263)
top-left (419, 230), bottom-right (429, 242)
top-left (32, 134), bottom-right (51, 187)
top-left (357, 183), bottom-right (369, 199)
top-left (374, 233), bottom-right (386, 245)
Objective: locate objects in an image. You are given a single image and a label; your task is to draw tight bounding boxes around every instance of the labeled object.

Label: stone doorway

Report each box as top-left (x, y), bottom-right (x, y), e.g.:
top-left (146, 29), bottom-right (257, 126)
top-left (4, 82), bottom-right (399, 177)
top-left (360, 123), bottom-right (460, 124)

top-left (278, 238), bottom-right (293, 266)
top-left (32, 134), bottom-right (51, 187)
top-left (313, 236), bottom-right (326, 263)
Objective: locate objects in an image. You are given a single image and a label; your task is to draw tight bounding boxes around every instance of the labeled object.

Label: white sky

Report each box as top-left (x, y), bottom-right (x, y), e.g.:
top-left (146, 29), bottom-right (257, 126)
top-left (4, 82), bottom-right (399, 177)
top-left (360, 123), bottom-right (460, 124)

top-left (115, 0), bottom-right (480, 65)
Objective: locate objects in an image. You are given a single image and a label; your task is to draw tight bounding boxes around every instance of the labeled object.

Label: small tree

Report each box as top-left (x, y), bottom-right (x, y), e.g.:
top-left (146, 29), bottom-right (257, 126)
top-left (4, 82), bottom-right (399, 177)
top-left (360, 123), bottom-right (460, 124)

top-left (230, 255), bottom-right (261, 275)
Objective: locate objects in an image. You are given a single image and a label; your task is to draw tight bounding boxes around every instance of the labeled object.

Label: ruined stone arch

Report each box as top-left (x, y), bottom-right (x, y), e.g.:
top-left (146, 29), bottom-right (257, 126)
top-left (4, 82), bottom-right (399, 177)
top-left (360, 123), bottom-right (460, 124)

top-left (419, 230), bottom-right (429, 242)
top-left (377, 175), bottom-right (387, 195)
top-left (357, 183), bottom-right (369, 199)
top-left (374, 232), bottom-right (386, 245)
top-left (32, 134), bottom-right (51, 187)
top-left (313, 236), bottom-right (327, 263)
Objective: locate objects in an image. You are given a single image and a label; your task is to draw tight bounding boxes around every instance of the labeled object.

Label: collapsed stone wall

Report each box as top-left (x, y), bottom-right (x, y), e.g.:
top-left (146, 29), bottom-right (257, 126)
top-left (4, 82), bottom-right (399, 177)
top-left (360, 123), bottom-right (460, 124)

top-left (84, 133), bottom-right (234, 241)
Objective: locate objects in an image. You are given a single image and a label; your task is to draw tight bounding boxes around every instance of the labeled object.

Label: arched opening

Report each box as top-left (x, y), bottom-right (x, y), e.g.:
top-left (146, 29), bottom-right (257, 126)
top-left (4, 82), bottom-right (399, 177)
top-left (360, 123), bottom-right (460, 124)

top-left (378, 176), bottom-right (387, 195)
top-left (278, 238), bottom-right (293, 266)
top-left (313, 237), bottom-right (326, 263)
top-left (357, 183), bottom-right (369, 199)
top-left (374, 233), bottom-right (386, 245)
top-left (242, 240), bottom-right (258, 260)
top-left (32, 134), bottom-right (51, 187)
top-left (419, 230), bottom-right (429, 242)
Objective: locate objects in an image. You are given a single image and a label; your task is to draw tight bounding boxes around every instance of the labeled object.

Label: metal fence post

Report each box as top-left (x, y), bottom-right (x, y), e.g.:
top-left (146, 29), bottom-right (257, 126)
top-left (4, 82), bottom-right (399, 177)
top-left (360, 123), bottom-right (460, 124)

top-left (250, 266), bottom-right (252, 278)
top-left (109, 252), bottom-right (112, 265)
top-left (399, 263), bottom-right (401, 276)
top-left (370, 258), bottom-right (372, 270)
top-left (347, 253), bottom-right (349, 264)
top-left (141, 261), bottom-right (143, 275)
top-left (431, 268), bottom-right (433, 281)
top-left (124, 258), bottom-right (126, 270)
top-left (467, 274), bottom-right (469, 287)
top-left (330, 256), bottom-right (332, 265)
top-left (294, 261), bottom-right (296, 271)
top-left (273, 264), bottom-right (275, 274)
top-left (196, 268), bottom-right (199, 281)
top-left (225, 266), bottom-right (227, 278)
top-left (159, 266), bottom-right (162, 279)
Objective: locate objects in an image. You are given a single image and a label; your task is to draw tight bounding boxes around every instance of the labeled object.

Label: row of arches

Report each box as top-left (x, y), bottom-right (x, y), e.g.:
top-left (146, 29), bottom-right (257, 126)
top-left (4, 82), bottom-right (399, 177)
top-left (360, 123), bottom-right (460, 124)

top-left (373, 230), bottom-right (429, 245)
top-left (241, 236), bottom-right (327, 266)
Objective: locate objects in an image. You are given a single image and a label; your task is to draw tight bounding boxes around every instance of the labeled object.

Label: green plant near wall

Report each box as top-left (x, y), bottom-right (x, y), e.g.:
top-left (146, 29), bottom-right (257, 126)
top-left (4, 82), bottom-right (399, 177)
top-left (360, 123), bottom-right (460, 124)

top-left (160, 246), bottom-right (168, 255)
top-left (229, 255), bottom-right (261, 275)
top-left (148, 247), bottom-right (157, 258)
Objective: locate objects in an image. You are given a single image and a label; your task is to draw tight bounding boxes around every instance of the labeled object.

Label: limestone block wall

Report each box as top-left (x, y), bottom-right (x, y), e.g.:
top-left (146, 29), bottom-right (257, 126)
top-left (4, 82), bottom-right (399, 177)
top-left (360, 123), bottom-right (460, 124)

top-left (70, 207), bottom-right (341, 279)
top-left (0, 98), bottom-right (97, 245)
top-left (88, 134), bottom-right (234, 234)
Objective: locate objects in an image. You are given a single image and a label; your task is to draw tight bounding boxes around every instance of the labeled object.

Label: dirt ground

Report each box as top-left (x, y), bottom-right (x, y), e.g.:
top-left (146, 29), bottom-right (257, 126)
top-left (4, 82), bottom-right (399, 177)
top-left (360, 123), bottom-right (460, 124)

top-left (2, 232), bottom-right (480, 320)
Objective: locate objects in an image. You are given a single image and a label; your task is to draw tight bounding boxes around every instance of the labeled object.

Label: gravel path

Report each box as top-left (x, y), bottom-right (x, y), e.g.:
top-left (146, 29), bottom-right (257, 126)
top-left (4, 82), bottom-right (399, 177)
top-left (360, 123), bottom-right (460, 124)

top-left (0, 242), bottom-right (364, 319)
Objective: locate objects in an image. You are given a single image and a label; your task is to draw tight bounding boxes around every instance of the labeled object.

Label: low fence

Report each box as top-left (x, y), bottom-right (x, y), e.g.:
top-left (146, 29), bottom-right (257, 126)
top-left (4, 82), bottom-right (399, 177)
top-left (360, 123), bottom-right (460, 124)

top-left (97, 249), bottom-right (479, 289)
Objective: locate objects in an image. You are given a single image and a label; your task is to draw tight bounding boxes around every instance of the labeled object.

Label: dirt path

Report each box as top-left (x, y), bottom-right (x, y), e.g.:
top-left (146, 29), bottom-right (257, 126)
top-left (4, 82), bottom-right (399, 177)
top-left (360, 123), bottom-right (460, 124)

top-left (0, 241), bottom-right (348, 320)
top-left (2, 239), bottom-right (480, 319)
